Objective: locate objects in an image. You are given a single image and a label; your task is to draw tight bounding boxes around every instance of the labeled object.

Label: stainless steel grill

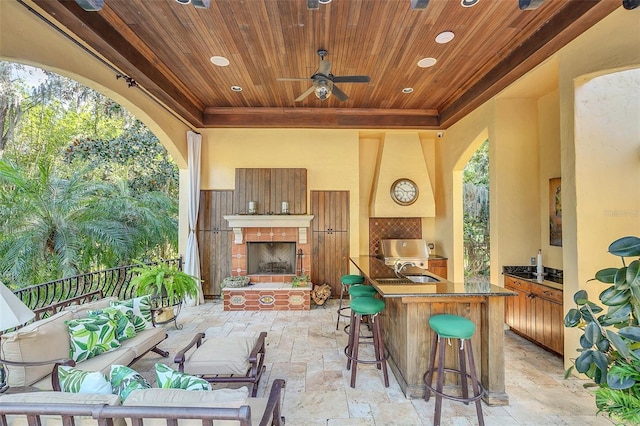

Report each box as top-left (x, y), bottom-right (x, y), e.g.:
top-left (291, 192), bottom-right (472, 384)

top-left (379, 239), bottom-right (430, 269)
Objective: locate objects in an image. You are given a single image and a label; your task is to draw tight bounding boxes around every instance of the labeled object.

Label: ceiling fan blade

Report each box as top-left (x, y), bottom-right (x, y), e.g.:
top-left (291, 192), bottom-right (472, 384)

top-left (319, 59), bottom-right (331, 76)
top-left (332, 85), bottom-right (349, 102)
top-left (332, 75), bottom-right (370, 83)
top-left (295, 86), bottom-right (316, 102)
top-left (278, 77), bottom-right (312, 82)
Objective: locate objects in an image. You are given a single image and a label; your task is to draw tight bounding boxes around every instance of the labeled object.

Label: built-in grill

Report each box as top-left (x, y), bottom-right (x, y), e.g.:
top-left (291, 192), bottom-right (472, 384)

top-left (379, 239), bottom-right (430, 270)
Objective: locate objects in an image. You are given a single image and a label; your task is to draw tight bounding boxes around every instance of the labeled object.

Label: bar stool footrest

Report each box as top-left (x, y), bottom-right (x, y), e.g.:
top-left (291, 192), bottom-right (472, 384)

top-left (423, 367), bottom-right (486, 404)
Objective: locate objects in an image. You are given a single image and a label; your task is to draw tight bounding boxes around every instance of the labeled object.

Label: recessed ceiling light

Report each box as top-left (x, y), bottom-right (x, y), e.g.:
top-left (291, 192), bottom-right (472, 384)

top-left (231, 86), bottom-right (243, 92)
top-left (435, 31), bottom-right (455, 44)
top-left (210, 56), bottom-right (230, 66)
top-left (319, 0), bottom-right (332, 3)
top-left (417, 57), bottom-right (437, 68)
top-left (175, 0), bottom-right (191, 4)
top-left (461, 0), bottom-right (479, 6)
top-left (402, 88), bottom-right (414, 94)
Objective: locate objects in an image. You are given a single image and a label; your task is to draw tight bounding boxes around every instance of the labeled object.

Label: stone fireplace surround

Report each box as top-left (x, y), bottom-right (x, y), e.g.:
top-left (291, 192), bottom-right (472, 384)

top-left (222, 215), bottom-right (313, 311)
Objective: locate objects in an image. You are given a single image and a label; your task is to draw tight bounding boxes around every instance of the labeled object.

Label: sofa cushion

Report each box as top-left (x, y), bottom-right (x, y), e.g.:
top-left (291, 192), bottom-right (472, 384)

top-left (182, 335), bottom-right (258, 376)
top-left (31, 347), bottom-right (136, 391)
top-left (66, 317), bottom-right (121, 362)
top-left (0, 311), bottom-right (72, 387)
top-left (110, 364), bottom-right (151, 402)
top-left (0, 391), bottom-right (123, 426)
top-left (118, 327), bottom-right (165, 357)
top-left (88, 307), bottom-right (137, 341)
top-left (110, 295), bottom-right (153, 332)
top-left (155, 363), bottom-right (211, 391)
top-left (123, 387), bottom-right (249, 426)
top-left (58, 365), bottom-right (112, 394)
top-left (63, 297), bottom-right (118, 319)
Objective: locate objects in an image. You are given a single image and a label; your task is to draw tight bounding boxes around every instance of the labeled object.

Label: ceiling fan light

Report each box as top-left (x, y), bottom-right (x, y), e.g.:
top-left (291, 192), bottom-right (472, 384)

top-left (313, 79), bottom-right (333, 100)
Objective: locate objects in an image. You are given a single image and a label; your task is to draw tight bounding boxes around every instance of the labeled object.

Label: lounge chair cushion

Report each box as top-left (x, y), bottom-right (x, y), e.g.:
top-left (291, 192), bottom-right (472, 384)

top-left (0, 391), bottom-right (123, 426)
top-left (124, 387), bottom-right (249, 426)
top-left (118, 327), bottom-right (165, 357)
top-left (63, 297), bottom-right (118, 319)
top-left (182, 336), bottom-right (258, 376)
top-left (1, 311), bottom-right (72, 387)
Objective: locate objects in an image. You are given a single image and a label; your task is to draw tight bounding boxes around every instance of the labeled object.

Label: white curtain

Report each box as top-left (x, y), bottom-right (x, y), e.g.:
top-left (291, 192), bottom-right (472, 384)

top-left (184, 131), bottom-right (203, 305)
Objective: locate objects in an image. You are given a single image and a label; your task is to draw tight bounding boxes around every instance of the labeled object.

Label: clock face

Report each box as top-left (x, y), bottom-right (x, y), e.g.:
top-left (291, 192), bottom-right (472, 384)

top-left (390, 178), bottom-right (419, 206)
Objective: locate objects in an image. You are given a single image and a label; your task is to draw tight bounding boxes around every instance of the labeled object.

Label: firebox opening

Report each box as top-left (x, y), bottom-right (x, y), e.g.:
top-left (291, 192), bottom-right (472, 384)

top-left (247, 242), bottom-right (296, 275)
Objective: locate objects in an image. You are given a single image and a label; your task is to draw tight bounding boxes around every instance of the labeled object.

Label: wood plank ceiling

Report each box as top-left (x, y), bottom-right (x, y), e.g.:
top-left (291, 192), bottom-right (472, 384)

top-left (28, 0), bottom-right (619, 129)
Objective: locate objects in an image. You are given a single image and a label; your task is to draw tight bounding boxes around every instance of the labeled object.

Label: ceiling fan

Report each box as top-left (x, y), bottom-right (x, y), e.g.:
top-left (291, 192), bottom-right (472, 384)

top-left (277, 49), bottom-right (370, 102)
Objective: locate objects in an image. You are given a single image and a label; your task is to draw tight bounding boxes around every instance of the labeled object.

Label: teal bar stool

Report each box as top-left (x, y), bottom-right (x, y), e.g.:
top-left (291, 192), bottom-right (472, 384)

top-left (342, 284), bottom-right (379, 334)
top-left (335, 274), bottom-right (365, 330)
top-left (344, 296), bottom-right (389, 388)
top-left (423, 314), bottom-right (485, 426)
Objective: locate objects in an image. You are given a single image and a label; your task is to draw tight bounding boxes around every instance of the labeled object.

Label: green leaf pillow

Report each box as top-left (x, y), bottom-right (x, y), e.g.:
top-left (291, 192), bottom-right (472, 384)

top-left (110, 295), bottom-right (153, 332)
top-left (88, 307), bottom-right (137, 341)
top-left (110, 365), bottom-right (152, 401)
top-left (65, 317), bottom-right (121, 362)
top-left (58, 365), bottom-right (112, 394)
top-left (155, 363), bottom-right (212, 391)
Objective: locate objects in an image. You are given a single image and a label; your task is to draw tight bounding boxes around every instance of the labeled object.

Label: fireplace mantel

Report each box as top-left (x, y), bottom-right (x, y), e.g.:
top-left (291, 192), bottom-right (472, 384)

top-left (224, 215), bottom-right (314, 244)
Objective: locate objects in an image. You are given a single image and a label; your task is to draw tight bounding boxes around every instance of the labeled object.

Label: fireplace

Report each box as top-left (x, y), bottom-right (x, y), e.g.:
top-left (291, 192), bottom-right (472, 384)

top-left (247, 242), bottom-right (296, 275)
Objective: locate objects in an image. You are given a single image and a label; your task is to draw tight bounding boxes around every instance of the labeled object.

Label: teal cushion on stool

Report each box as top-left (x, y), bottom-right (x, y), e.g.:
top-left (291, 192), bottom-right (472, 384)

top-left (349, 285), bottom-right (378, 298)
top-left (341, 275), bottom-right (365, 285)
top-left (350, 297), bottom-right (385, 315)
top-left (429, 314), bottom-right (475, 340)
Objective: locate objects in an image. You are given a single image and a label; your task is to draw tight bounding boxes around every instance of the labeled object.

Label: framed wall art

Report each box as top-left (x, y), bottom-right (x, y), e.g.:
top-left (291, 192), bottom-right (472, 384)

top-left (549, 177), bottom-right (562, 247)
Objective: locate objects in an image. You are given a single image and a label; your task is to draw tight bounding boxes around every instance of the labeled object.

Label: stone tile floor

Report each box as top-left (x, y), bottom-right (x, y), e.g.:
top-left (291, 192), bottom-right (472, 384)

top-left (133, 299), bottom-right (614, 426)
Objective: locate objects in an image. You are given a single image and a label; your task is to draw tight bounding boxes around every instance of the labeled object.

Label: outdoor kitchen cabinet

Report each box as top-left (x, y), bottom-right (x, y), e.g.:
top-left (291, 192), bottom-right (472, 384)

top-left (428, 258), bottom-right (447, 279)
top-left (197, 190), bottom-right (233, 297)
top-left (504, 275), bottom-right (563, 355)
top-left (311, 190), bottom-right (349, 297)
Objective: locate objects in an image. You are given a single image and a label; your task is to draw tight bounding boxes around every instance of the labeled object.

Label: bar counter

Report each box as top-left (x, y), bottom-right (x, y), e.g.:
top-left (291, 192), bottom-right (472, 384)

top-left (350, 256), bottom-right (515, 405)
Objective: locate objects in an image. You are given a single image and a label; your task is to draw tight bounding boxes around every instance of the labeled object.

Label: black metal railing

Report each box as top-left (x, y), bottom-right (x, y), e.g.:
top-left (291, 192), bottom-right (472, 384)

top-left (14, 257), bottom-right (183, 311)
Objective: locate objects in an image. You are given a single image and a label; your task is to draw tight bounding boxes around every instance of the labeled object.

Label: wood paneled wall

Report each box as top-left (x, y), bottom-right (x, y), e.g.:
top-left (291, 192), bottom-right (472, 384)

top-left (234, 168), bottom-right (307, 215)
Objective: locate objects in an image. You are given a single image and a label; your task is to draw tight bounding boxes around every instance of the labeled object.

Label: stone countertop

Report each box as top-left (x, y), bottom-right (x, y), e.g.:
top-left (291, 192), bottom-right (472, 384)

top-left (350, 256), bottom-right (515, 298)
top-left (502, 266), bottom-right (563, 291)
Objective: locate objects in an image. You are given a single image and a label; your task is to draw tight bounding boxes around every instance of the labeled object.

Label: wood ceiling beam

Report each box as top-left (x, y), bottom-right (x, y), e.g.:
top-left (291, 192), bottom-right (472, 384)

top-left (203, 108), bottom-right (440, 129)
top-left (439, 0), bottom-right (618, 128)
top-left (31, 0), bottom-right (204, 127)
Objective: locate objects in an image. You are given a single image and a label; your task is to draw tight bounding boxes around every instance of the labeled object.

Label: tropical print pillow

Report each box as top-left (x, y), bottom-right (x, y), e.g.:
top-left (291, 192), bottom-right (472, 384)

top-left (110, 295), bottom-right (153, 332)
top-left (65, 317), bottom-right (121, 362)
top-left (58, 365), bottom-right (112, 394)
top-left (88, 307), bottom-right (136, 341)
top-left (155, 363), bottom-right (211, 391)
top-left (110, 364), bottom-right (152, 401)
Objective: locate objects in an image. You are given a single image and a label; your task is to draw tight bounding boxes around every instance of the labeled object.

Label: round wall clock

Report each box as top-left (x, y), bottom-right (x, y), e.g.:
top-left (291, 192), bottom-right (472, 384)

top-left (390, 178), bottom-right (419, 206)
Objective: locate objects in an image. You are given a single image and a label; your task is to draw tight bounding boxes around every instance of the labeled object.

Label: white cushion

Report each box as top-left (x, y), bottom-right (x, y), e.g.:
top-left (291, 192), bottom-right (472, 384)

top-left (0, 311), bottom-right (72, 387)
top-left (182, 336), bottom-right (258, 376)
top-left (118, 327), bottom-right (165, 357)
top-left (124, 387), bottom-right (249, 426)
top-left (0, 391), bottom-right (123, 426)
top-left (63, 297), bottom-right (118, 319)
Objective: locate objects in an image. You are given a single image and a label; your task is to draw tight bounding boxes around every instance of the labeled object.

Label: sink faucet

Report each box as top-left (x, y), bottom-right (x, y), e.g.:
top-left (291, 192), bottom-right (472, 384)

top-left (394, 260), bottom-right (416, 276)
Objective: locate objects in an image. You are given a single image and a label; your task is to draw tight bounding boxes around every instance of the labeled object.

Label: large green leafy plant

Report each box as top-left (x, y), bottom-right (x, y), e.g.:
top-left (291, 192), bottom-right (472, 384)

top-left (564, 236), bottom-right (640, 424)
top-left (131, 261), bottom-right (200, 306)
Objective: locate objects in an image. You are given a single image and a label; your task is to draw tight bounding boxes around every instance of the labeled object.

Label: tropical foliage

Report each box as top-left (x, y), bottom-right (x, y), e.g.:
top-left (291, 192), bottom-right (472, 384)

top-left (564, 236), bottom-right (640, 424)
top-left (463, 139), bottom-right (490, 281)
top-left (0, 61), bottom-right (179, 287)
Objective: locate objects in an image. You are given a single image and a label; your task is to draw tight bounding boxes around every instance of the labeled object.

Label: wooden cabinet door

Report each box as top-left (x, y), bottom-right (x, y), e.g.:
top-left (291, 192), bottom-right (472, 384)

top-left (504, 276), bottom-right (531, 336)
top-left (530, 283), bottom-right (564, 355)
top-left (311, 190), bottom-right (350, 296)
top-left (428, 259), bottom-right (447, 279)
top-left (311, 231), bottom-right (349, 297)
top-left (197, 190), bottom-right (234, 297)
top-left (310, 190), bottom-right (349, 232)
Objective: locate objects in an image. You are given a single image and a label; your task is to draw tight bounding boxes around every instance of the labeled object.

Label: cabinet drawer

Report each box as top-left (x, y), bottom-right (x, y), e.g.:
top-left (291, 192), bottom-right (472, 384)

top-left (504, 276), bottom-right (530, 292)
top-left (531, 284), bottom-right (563, 304)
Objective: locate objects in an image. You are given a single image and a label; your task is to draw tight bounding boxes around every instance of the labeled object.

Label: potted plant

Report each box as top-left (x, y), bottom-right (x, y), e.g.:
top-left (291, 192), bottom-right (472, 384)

top-left (291, 274), bottom-right (310, 288)
top-left (131, 261), bottom-right (200, 323)
top-left (564, 235), bottom-right (640, 424)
